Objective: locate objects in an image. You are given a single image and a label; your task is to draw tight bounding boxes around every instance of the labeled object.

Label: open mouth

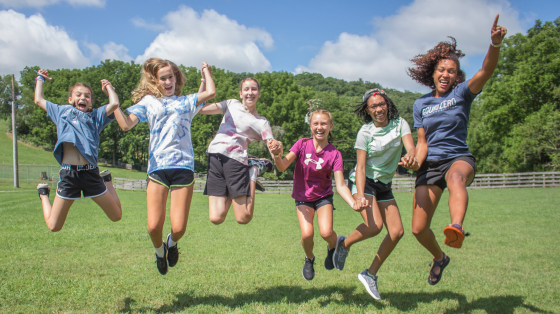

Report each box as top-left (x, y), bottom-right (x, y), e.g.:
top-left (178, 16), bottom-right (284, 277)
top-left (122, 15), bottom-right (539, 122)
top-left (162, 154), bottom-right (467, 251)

top-left (439, 79), bottom-right (449, 89)
top-left (77, 103), bottom-right (88, 111)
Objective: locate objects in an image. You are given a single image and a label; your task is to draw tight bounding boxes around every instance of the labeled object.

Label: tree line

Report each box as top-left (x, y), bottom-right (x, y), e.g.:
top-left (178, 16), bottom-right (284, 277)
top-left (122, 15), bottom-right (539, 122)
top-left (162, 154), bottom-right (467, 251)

top-left (1, 17), bottom-right (558, 177)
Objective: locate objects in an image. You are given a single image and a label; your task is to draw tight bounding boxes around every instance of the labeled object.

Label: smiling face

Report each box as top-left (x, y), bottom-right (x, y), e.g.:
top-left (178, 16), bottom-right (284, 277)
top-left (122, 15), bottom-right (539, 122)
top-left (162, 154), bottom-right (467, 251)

top-left (433, 59), bottom-right (458, 97)
top-left (68, 86), bottom-right (93, 113)
top-left (157, 66), bottom-right (176, 97)
top-left (239, 80), bottom-right (260, 109)
top-left (367, 94), bottom-right (389, 127)
top-left (310, 113), bottom-right (333, 143)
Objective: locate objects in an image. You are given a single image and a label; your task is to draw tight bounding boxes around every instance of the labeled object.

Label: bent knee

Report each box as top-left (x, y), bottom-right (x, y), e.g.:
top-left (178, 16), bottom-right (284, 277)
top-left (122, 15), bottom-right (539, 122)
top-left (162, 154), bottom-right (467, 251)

top-left (319, 229), bottom-right (334, 240)
top-left (411, 225), bottom-right (428, 237)
top-left (48, 225), bottom-right (63, 232)
top-left (236, 214), bottom-right (253, 225)
top-left (210, 215), bottom-right (225, 225)
top-left (390, 228), bottom-right (404, 241)
top-left (109, 212), bottom-right (122, 222)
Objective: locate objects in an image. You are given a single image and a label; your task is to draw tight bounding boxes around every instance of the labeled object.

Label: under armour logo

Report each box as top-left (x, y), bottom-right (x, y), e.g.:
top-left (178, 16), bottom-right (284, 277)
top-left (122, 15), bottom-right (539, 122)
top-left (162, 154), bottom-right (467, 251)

top-left (304, 154), bottom-right (324, 169)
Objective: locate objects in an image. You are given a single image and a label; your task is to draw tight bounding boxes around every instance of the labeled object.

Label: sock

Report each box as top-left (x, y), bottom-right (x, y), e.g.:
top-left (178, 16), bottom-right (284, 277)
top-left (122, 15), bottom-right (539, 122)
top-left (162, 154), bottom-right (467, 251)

top-left (249, 165), bottom-right (260, 182)
top-left (367, 270), bottom-right (377, 278)
top-left (167, 234), bottom-right (177, 248)
top-left (154, 244), bottom-right (165, 258)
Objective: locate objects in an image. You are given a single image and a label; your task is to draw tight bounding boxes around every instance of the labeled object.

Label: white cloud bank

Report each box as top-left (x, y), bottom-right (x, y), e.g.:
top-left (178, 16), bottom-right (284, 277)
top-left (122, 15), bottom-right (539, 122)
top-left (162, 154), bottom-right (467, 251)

top-left (296, 0), bottom-right (525, 92)
top-left (0, 9), bottom-right (89, 76)
top-left (135, 6), bottom-right (274, 73)
top-left (0, 0), bottom-right (104, 8)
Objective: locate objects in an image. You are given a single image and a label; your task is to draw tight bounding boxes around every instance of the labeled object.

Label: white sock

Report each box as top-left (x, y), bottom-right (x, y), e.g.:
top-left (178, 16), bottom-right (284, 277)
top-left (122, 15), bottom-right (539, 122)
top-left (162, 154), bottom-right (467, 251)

top-left (249, 165), bottom-right (260, 182)
top-left (167, 234), bottom-right (177, 248)
top-left (154, 244), bottom-right (165, 258)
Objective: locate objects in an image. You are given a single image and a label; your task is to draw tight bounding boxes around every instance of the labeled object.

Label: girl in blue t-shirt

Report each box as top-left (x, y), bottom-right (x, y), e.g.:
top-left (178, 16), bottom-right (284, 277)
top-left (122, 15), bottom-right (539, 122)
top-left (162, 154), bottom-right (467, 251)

top-left (34, 69), bottom-right (122, 232)
top-left (406, 15), bottom-right (507, 285)
top-left (113, 58), bottom-right (216, 275)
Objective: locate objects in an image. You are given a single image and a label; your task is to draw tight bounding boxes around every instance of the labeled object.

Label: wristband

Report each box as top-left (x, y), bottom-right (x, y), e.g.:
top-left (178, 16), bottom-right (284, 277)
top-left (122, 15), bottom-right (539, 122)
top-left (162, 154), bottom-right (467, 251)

top-left (36, 75), bottom-right (45, 82)
top-left (490, 40), bottom-right (502, 48)
top-left (201, 79), bottom-right (206, 83)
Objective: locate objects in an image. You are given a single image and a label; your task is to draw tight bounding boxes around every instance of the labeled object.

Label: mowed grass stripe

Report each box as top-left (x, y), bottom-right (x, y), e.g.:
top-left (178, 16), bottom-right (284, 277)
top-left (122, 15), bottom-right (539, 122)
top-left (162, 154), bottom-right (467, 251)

top-left (0, 187), bottom-right (558, 313)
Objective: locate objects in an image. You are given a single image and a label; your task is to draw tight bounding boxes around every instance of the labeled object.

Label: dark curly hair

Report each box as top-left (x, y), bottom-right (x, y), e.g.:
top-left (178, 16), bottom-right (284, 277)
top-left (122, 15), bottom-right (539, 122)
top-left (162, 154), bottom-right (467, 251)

top-left (407, 36), bottom-right (466, 91)
top-left (354, 92), bottom-right (399, 124)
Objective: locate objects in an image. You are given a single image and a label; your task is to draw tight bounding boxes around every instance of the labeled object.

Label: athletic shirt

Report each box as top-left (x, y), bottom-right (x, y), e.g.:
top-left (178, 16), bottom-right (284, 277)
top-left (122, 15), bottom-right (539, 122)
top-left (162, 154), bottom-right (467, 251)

top-left (126, 94), bottom-right (203, 174)
top-left (349, 117), bottom-right (411, 184)
top-left (290, 138), bottom-right (343, 202)
top-left (413, 80), bottom-right (478, 160)
top-left (46, 101), bottom-right (114, 167)
top-left (206, 99), bottom-right (273, 165)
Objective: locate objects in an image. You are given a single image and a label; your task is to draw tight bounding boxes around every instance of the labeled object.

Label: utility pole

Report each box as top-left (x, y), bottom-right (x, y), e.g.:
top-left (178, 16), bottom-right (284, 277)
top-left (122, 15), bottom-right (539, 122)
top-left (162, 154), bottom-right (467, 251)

top-left (12, 75), bottom-right (19, 188)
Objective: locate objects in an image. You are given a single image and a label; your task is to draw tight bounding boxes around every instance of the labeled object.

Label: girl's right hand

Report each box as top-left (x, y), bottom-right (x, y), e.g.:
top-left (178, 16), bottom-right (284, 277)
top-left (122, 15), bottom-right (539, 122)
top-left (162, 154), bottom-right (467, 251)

top-left (201, 62), bottom-right (212, 79)
top-left (37, 69), bottom-right (52, 81)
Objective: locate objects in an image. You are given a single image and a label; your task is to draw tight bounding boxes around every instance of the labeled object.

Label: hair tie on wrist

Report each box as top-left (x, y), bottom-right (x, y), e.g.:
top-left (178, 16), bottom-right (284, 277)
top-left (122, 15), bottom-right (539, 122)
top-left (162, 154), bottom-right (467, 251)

top-left (201, 79), bottom-right (206, 83)
top-left (36, 75), bottom-right (45, 82)
top-left (490, 40), bottom-right (502, 48)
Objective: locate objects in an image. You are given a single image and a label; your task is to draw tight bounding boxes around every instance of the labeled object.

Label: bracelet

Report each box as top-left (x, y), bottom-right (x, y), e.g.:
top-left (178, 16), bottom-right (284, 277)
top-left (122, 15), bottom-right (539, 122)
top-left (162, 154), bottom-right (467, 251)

top-left (490, 40), bottom-right (502, 48)
top-left (201, 79), bottom-right (206, 83)
top-left (274, 153), bottom-right (282, 159)
top-left (35, 75), bottom-right (45, 82)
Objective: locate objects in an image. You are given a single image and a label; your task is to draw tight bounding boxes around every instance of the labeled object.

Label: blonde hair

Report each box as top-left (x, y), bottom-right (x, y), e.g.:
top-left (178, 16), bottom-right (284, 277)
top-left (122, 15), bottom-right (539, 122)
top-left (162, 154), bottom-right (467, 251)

top-left (307, 109), bottom-right (335, 141)
top-left (131, 58), bottom-right (187, 103)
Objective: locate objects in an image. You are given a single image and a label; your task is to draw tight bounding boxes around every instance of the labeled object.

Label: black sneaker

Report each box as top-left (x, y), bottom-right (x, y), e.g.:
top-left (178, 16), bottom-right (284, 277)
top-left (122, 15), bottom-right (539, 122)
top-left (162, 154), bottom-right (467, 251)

top-left (99, 169), bottom-right (112, 182)
top-left (248, 156), bottom-right (273, 173)
top-left (302, 256), bottom-right (315, 280)
top-left (255, 180), bottom-right (266, 192)
top-left (156, 243), bottom-right (168, 275)
top-left (325, 246), bottom-right (335, 270)
top-left (166, 233), bottom-right (179, 267)
top-left (37, 183), bottom-right (50, 198)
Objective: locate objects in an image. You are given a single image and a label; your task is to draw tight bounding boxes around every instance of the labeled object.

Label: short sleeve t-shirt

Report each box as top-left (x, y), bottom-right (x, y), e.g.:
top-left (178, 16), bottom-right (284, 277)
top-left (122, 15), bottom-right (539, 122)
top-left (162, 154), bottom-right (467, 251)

top-left (206, 99), bottom-right (274, 165)
top-left (413, 80), bottom-right (478, 160)
top-left (126, 94), bottom-right (203, 174)
top-left (349, 117), bottom-right (411, 184)
top-left (46, 101), bottom-right (115, 166)
top-left (290, 138), bottom-right (344, 202)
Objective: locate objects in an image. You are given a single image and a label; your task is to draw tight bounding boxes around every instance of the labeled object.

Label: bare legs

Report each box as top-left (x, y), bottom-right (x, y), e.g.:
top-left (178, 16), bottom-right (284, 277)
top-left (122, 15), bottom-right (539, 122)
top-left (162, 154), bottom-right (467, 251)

top-left (297, 204), bottom-right (337, 259)
top-left (412, 160), bottom-right (475, 278)
top-left (146, 180), bottom-right (193, 247)
top-left (208, 181), bottom-right (256, 225)
top-left (40, 181), bottom-right (122, 232)
top-left (342, 195), bottom-right (404, 275)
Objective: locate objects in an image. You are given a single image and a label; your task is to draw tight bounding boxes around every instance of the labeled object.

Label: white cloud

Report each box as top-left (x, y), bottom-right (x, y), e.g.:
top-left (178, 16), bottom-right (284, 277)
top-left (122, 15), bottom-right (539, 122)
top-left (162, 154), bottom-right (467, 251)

top-left (0, 0), bottom-right (104, 8)
top-left (296, 0), bottom-right (524, 92)
top-left (0, 9), bottom-right (89, 76)
top-left (135, 6), bottom-right (273, 73)
top-left (85, 41), bottom-right (133, 62)
top-left (131, 17), bottom-right (165, 31)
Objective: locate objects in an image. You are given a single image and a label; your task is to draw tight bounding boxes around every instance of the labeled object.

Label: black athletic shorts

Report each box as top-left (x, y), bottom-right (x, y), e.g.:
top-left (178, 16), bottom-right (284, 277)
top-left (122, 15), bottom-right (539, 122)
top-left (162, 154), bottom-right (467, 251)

top-left (295, 194), bottom-right (336, 211)
top-left (415, 154), bottom-right (477, 191)
top-left (148, 169), bottom-right (195, 188)
top-left (204, 153), bottom-right (250, 199)
top-left (57, 164), bottom-right (107, 200)
top-left (348, 178), bottom-right (394, 202)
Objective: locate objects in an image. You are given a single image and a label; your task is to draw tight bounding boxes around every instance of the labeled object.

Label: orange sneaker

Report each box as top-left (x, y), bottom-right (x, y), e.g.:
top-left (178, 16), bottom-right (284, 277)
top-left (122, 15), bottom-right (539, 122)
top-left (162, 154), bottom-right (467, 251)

top-left (444, 224), bottom-right (465, 248)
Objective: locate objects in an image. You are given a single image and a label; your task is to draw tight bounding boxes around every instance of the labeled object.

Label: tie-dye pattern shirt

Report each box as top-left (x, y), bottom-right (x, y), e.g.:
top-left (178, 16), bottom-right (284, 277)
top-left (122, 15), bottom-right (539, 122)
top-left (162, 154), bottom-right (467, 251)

top-left (206, 99), bottom-right (273, 165)
top-left (126, 94), bottom-right (203, 174)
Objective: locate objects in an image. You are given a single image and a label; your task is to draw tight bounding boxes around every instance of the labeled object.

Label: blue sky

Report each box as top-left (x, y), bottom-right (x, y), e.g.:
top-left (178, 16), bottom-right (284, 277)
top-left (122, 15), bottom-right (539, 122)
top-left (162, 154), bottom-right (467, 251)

top-left (0, 0), bottom-right (558, 92)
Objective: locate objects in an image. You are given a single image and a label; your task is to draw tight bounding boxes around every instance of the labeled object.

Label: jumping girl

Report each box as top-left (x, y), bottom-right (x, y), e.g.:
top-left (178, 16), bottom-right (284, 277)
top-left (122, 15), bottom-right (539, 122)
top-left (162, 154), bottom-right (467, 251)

top-left (407, 15), bottom-right (507, 285)
top-left (331, 89), bottom-right (416, 299)
top-left (34, 69), bottom-right (122, 232)
top-left (268, 110), bottom-right (365, 281)
top-left (199, 77), bottom-right (274, 225)
top-left (113, 58), bottom-right (215, 275)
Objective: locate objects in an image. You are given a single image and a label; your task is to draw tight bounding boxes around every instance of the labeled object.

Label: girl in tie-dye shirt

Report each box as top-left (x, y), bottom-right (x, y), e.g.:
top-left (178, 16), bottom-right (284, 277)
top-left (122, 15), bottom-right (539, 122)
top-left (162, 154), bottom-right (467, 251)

top-left (113, 58), bottom-right (216, 276)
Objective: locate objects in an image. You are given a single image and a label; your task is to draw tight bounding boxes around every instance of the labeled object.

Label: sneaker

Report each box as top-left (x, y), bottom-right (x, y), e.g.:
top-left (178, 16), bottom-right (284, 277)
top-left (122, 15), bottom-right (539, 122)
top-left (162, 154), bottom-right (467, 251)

top-left (255, 180), bottom-right (266, 192)
top-left (333, 235), bottom-right (349, 271)
top-left (37, 183), bottom-right (50, 198)
top-left (358, 269), bottom-right (381, 300)
top-left (325, 246), bottom-right (335, 270)
top-left (166, 234), bottom-right (179, 267)
top-left (302, 256), bottom-right (315, 280)
top-left (155, 243), bottom-right (168, 275)
top-left (99, 169), bottom-right (112, 182)
top-left (248, 156), bottom-right (273, 174)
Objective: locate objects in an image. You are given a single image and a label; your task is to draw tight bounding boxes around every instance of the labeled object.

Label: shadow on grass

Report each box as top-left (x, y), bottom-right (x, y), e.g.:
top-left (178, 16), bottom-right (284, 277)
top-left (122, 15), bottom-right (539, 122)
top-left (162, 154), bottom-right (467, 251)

top-left (119, 286), bottom-right (552, 313)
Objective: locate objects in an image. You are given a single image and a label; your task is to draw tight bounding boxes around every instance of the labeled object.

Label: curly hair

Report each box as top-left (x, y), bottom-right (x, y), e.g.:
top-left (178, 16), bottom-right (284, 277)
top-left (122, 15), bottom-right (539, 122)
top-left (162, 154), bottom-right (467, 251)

top-left (131, 58), bottom-right (187, 103)
top-left (354, 92), bottom-right (399, 124)
top-left (407, 37), bottom-right (466, 91)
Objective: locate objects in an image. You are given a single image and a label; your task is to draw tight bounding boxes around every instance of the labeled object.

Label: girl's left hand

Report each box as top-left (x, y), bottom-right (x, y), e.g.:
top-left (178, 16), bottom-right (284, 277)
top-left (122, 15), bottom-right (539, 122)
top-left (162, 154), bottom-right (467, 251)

top-left (100, 79), bottom-right (114, 95)
top-left (399, 154), bottom-right (419, 170)
top-left (491, 14), bottom-right (508, 46)
top-left (201, 62), bottom-right (212, 79)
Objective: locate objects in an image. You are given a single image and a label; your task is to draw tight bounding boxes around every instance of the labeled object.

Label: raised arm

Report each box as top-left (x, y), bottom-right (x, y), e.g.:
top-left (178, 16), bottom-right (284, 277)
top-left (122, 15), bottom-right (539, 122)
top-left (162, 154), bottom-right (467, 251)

top-left (101, 79), bottom-right (119, 116)
top-left (468, 14), bottom-right (507, 94)
top-left (34, 69), bottom-right (52, 111)
top-left (113, 108), bottom-right (139, 132)
top-left (196, 62), bottom-right (216, 105)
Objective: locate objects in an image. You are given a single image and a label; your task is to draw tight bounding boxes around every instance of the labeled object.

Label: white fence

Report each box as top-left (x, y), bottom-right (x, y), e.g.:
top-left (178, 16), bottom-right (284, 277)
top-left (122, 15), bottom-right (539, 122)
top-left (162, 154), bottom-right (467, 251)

top-left (111, 171), bottom-right (560, 193)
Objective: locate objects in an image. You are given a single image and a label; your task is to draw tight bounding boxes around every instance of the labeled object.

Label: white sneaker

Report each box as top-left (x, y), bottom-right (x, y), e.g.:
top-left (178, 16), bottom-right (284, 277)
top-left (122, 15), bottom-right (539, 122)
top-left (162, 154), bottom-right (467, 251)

top-left (358, 269), bottom-right (381, 300)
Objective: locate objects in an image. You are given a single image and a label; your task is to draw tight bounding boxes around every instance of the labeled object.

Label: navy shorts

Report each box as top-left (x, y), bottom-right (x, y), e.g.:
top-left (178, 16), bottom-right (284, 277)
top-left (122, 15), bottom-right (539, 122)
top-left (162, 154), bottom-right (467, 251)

top-left (415, 154), bottom-right (477, 191)
top-left (204, 153), bottom-right (250, 199)
top-left (295, 194), bottom-right (335, 211)
top-left (57, 164), bottom-right (107, 200)
top-left (348, 178), bottom-right (394, 202)
top-left (148, 169), bottom-right (194, 188)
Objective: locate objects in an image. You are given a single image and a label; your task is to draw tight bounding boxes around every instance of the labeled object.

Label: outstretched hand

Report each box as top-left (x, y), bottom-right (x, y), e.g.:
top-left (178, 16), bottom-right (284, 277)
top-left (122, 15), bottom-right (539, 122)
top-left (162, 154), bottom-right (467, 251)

top-left (100, 79), bottom-right (114, 96)
top-left (399, 153), bottom-right (419, 171)
top-left (36, 69), bottom-right (52, 81)
top-left (491, 14), bottom-right (508, 45)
